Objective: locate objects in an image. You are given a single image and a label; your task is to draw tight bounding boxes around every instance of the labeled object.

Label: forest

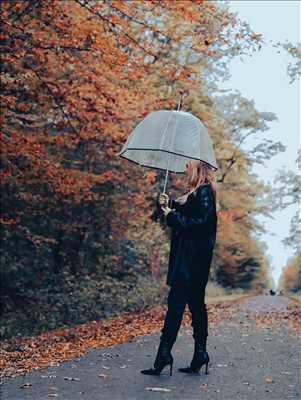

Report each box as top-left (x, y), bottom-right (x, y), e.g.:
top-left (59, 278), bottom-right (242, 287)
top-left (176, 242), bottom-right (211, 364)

top-left (1, 0), bottom-right (299, 341)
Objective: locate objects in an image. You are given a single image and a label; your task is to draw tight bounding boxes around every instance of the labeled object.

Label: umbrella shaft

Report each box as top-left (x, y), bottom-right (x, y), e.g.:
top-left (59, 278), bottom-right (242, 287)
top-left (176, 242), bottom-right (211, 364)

top-left (162, 95), bottom-right (182, 195)
top-left (163, 168), bottom-right (169, 194)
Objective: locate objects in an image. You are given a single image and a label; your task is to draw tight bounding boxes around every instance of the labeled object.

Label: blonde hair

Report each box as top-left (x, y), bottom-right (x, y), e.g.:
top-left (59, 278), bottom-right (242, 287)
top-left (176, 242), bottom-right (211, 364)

top-left (183, 159), bottom-right (218, 208)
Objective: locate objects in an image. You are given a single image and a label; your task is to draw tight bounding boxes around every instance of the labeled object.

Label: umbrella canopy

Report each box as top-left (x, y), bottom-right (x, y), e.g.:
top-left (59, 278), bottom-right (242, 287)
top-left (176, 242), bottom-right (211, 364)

top-left (117, 109), bottom-right (218, 174)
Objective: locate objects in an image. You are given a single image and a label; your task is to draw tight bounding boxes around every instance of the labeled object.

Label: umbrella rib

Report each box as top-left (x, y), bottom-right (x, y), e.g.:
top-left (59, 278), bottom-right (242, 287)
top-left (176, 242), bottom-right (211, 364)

top-left (162, 99), bottom-right (182, 193)
top-left (163, 112), bottom-right (179, 193)
top-left (159, 111), bottom-right (174, 151)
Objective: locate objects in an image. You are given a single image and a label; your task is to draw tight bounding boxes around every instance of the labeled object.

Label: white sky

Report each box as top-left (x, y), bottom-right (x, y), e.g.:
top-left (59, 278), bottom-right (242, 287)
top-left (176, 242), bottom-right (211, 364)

top-left (218, 0), bottom-right (300, 288)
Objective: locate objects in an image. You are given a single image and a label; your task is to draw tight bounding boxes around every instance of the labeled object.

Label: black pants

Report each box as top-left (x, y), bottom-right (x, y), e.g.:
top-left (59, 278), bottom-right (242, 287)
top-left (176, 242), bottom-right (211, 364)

top-left (159, 279), bottom-right (208, 347)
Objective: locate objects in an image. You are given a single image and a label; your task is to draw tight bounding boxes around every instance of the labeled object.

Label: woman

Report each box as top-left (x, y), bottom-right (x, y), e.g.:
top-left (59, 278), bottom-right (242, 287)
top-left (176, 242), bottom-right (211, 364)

top-left (141, 159), bottom-right (218, 376)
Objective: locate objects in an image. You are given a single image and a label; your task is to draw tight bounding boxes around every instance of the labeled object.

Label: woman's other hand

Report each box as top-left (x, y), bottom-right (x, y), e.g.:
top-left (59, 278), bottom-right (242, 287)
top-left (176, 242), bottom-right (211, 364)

top-left (159, 193), bottom-right (169, 207)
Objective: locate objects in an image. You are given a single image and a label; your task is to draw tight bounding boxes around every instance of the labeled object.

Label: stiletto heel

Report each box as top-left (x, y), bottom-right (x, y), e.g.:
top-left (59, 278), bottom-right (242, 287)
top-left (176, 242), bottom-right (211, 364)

top-left (169, 360), bottom-right (173, 376)
top-left (205, 360), bottom-right (209, 374)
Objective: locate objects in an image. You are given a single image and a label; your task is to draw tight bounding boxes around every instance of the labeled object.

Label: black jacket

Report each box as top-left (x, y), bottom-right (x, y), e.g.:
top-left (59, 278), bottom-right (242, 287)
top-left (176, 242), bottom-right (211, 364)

top-left (164, 183), bottom-right (217, 287)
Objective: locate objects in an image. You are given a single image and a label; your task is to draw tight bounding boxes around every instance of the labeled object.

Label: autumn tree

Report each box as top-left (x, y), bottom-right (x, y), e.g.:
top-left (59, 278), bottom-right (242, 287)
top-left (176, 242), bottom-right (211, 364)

top-left (278, 253), bottom-right (301, 293)
top-left (0, 0), bottom-right (265, 338)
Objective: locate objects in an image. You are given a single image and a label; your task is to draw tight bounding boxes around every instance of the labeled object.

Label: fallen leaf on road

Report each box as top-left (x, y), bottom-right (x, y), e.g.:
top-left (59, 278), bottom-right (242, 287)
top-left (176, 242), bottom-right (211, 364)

top-left (120, 364), bottom-right (127, 368)
top-left (49, 362), bottom-right (60, 367)
top-left (200, 383), bottom-right (208, 388)
top-left (63, 376), bottom-right (80, 381)
top-left (101, 365), bottom-right (110, 369)
top-left (146, 387), bottom-right (171, 392)
top-left (265, 377), bottom-right (274, 383)
top-left (19, 382), bottom-right (32, 388)
top-left (98, 373), bottom-right (108, 378)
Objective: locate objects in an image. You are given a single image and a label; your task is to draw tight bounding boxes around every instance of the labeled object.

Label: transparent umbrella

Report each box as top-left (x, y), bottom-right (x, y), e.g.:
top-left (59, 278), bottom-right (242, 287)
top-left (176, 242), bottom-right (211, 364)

top-left (117, 97), bottom-right (218, 194)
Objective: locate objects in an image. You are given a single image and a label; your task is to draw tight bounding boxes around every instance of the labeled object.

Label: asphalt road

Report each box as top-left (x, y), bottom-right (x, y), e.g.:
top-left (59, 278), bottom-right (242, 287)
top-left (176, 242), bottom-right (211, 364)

top-left (1, 295), bottom-right (300, 400)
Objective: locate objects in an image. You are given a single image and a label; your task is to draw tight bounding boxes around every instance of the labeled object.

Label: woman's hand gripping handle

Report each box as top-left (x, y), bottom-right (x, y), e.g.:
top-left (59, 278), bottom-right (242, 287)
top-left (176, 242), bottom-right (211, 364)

top-left (159, 193), bottom-right (172, 217)
top-left (150, 193), bottom-right (172, 222)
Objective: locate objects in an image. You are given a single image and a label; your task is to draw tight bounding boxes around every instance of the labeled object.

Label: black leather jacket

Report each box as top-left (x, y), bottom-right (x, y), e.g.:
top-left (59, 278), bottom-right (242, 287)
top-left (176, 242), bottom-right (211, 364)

top-left (164, 183), bottom-right (217, 287)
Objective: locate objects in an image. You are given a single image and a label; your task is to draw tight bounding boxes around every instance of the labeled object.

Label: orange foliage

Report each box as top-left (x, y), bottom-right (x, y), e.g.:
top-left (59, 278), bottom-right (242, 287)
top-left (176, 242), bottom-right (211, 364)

top-left (1, 0), bottom-right (246, 233)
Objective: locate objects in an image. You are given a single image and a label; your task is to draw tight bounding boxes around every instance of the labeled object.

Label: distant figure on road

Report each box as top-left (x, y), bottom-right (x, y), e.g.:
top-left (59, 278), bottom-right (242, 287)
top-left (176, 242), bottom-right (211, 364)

top-left (141, 160), bottom-right (218, 376)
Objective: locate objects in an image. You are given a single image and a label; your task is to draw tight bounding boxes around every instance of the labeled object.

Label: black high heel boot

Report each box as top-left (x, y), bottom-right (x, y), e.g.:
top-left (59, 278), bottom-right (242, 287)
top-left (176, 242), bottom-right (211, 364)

top-left (178, 338), bottom-right (209, 374)
top-left (140, 340), bottom-right (174, 376)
